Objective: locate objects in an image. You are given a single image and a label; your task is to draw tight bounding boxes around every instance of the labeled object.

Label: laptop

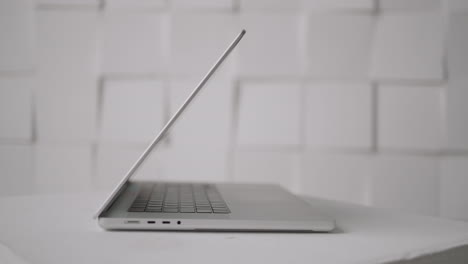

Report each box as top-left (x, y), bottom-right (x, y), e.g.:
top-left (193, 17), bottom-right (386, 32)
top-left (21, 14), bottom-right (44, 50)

top-left (94, 29), bottom-right (335, 232)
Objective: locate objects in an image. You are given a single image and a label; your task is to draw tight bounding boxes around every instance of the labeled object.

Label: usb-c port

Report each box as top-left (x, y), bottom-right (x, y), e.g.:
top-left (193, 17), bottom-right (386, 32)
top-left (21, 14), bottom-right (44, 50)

top-left (147, 221), bottom-right (155, 224)
top-left (162, 221), bottom-right (170, 224)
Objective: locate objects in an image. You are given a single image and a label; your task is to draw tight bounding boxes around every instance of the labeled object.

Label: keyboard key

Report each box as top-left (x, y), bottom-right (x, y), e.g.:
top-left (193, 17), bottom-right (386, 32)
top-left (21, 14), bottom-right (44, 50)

top-left (196, 205), bottom-right (211, 209)
top-left (211, 206), bottom-right (227, 209)
top-left (131, 204), bottom-right (147, 208)
top-left (180, 208), bottom-right (195, 213)
top-left (128, 207), bottom-right (145, 212)
top-left (163, 208), bottom-right (178, 213)
top-left (146, 206), bottom-right (162, 210)
top-left (213, 208), bottom-right (230, 213)
top-left (146, 208), bottom-right (163, 212)
top-left (197, 208), bottom-right (212, 213)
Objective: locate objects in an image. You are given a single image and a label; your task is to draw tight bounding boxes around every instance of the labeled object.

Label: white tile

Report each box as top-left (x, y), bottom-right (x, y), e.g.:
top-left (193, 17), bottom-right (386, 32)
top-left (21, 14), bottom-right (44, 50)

top-left (94, 145), bottom-right (226, 186)
top-left (158, 147), bottom-right (228, 182)
top-left (440, 157), bottom-right (468, 220)
top-left (0, 78), bottom-right (32, 141)
top-left (233, 151), bottom-right (299, 191)
top-left (371, 14), bottom-right (444, 80)
top-left (378, 0), bottom-right (440, 11)
top-left (306, 15), bottom-right (373, 79)
top-left (0, 0), bottom-right (35, 71)
top-left (171, 0), bottom-right (232, 9)
top-left (237, 82), bottom-right (301, 145)
top-left (305, 83), bottom-right (372, 149)
top-left (447, 0), bottom-right (468, 12)
top-left (105, 0), bottom-right (165, 9)
top-left (100, 80), bottom-right (165, 143)
top-left (240, 0), bottom-right (301, 11)
top-left (96, 145), bottom-right (138, 190)
top-left (301, 153), bottom-right (372, 205)
top-left (101, 11), bottom-right (166, 74)
top-left (36, 9), bottom-right (98, 87)
top-left (303, 0), bottom-right (374, 11)
top-left (95, 144), bottom-right (163, 190)
top-left (448, 14), bottom-right (468, 80)
top-left (0, 145), bottom-right (33, 196)
top-left (378, 85), bottom-right (443, 151)
top-left (369, 155), bottom-right (439, 216)
top-left (170, 13), bottom-right (236, 78)
top-left (239, 14), bottom-right (303, 77)
top-left (35, 6), bottom-right (98, 144)
top-left (169, 78), bottom-right (233, 148)
top-left (36, 88), bottom-right (97, 142)
top-left (445, 80), bottom-right (468, 150)
top-left (34, 145), bottom-right (93, 194)
top-left (36, 0), bottom-right (98, 6)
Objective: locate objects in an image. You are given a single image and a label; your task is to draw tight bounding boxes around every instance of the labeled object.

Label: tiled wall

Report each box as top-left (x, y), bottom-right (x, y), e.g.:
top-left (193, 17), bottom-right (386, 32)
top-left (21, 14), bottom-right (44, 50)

top-left (1, 0), bottom-right (468, 221)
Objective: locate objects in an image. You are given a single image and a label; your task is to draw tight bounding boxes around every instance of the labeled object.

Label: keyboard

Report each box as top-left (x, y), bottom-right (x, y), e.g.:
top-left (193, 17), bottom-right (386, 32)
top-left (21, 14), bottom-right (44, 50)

top-left (128, 183), bottom-right (231, 214)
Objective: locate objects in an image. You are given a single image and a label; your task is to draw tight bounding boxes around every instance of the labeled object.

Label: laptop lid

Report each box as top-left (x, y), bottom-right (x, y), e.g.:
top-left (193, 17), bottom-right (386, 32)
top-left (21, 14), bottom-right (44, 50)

top-left (94, 29), bottom-right (246, 219)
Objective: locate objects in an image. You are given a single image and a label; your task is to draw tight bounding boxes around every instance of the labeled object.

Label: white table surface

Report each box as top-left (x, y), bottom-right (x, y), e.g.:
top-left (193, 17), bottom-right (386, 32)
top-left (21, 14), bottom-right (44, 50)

top-left (1, 193), bottom-right (468, 264)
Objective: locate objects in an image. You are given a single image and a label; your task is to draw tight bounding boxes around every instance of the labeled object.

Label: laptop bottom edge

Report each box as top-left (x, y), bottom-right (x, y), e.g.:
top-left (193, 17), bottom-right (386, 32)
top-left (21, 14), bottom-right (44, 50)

top-left (98, 217), bottom-right (335, 232)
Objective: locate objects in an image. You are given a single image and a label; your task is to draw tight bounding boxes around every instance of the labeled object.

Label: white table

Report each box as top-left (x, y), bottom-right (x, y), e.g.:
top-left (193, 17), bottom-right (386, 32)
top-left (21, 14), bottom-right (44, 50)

top-left (1, 193), bottom-right (468, 264)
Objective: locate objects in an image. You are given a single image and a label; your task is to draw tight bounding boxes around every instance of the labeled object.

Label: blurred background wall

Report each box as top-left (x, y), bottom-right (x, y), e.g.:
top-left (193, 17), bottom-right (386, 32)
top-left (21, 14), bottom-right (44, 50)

top-left (0, 0), bottom-right (467, 221)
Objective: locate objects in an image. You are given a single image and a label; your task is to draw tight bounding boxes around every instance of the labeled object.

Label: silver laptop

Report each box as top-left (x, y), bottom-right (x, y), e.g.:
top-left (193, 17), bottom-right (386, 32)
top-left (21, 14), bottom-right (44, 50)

top-left (94, 30), bottom-right (335, 232)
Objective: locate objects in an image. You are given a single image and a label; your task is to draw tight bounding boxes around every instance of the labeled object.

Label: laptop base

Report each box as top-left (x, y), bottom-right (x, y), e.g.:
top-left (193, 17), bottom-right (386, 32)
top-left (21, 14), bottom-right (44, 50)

top-left (99, 182), bottom-right (335, 232)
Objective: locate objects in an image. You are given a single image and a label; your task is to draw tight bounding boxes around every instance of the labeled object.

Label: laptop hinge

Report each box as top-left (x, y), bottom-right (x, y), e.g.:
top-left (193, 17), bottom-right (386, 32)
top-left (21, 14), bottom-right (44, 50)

top-left (97, 182), bottom-right (129, 218)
